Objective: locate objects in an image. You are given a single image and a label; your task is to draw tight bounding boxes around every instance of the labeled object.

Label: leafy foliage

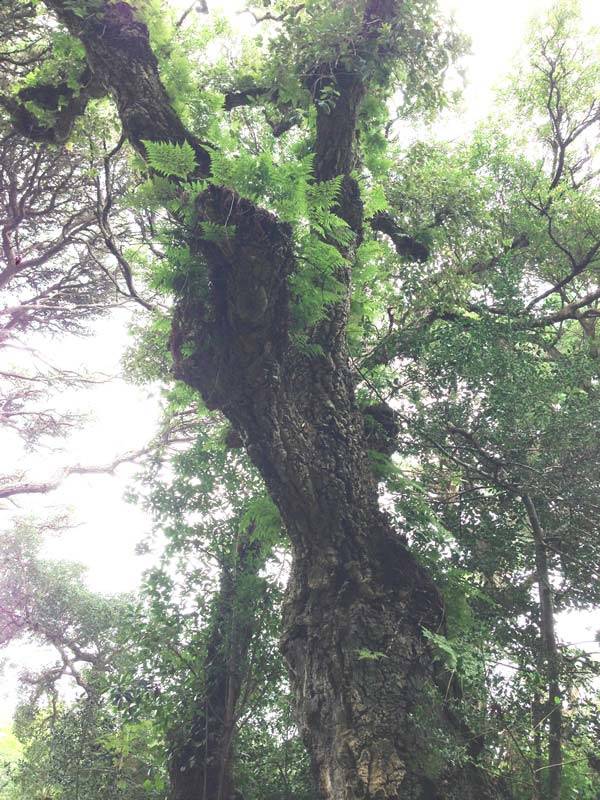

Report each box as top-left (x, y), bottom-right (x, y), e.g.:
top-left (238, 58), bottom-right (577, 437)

top-left (143, 140), bottom-right (198, 179)
top-left (1, 0), bottom-right (600, 798)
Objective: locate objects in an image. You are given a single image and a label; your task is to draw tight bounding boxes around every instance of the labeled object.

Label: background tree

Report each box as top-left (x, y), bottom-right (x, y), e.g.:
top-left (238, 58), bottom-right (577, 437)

top-left (0, 0), bottom-right (158, 500)
top-left (0, 517), bottom-right (166, 800)
top-left (358, 3), bottom-right (600, 797)
top-left (0, 419), bottom-right (314, 800)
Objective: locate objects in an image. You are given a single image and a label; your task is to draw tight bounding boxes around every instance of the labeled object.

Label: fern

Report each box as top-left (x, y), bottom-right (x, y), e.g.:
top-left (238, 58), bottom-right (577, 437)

top-left (290, 333), bottom-right (325, 358)
top-left (199, 220), bottom-right (236, 243)
top-left (143, 140), bottom-right (198, 179)
top-left (305, 176), bottom-right (353, 245)
top-left (368, 449), bottom-right (398, 481)
top-left (145, 139), bottom-right (355, 331)
top-left (290, 244), bottom-right (345, 327)
top-left (362, 182), bottom-right (389, 219)
top-left (299, 232), bottom-right (346, 273)
top-left (422, 629), bottom-right (458, 671)
top-left (306, 175), bottom-right (343, 217)
top-left (239, 495), bottom-right (282, 548)
top-left (356, 648), bottom-right (388, 662)
top-left (209, 148), bottom-right (314, 222)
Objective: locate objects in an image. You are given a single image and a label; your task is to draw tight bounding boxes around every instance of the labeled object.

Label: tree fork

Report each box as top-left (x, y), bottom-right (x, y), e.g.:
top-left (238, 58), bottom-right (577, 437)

top-left (24, 2), bottom-right (505, 796)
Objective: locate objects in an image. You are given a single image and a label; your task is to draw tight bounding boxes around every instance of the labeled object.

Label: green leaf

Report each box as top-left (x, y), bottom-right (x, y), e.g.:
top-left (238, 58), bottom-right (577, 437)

top-left (143, 140), bottom-right (198, 179)
top-left (422, 629), bottom-right (458, 671)
top-left (356, 648), bottom-right (388, 662)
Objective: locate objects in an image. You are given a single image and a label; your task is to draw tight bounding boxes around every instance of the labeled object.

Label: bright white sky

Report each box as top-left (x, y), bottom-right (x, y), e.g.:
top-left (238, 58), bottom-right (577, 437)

top-left (1, 0), bottom-right (600, 720)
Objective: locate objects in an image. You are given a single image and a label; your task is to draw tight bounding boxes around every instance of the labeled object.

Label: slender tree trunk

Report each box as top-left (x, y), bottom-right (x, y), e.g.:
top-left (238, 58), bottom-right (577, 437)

top-left (523, 496), bottom-right (563, 800)
top-left (531, 688), bottom-right (543, 800)
top-left (168, 532), bottom-right (261, 800)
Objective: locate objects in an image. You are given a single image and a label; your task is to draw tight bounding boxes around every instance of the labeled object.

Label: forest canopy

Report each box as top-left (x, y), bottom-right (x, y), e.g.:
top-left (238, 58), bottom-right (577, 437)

top-left (0, 1), bottom-right (599, 799)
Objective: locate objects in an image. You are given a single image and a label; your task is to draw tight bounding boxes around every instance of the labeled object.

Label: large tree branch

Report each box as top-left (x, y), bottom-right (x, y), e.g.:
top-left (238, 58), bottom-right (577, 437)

top-left (0, 67), bottom-right (105, 143)
top-left (223, 86), bottom-right (273, 111)
top-left (43, 0), bottom-right (211, 174)
top-left (94, 137), bottom-right (156, 311)
top-left (532, 286), bottom-right (600, 326)
top-left (525, 224), bottom-right (600, 312)
top-left (312, 0), bottom-right (403, 186)
top-left (0, 408), bottom-right (196, 502)
top-left (371, 211), bottom-right (430, 262)
top-left (0, 448), bottom-right (149, 502)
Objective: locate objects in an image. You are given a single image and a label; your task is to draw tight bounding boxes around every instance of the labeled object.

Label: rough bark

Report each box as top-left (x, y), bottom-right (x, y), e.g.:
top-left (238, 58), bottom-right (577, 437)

top-left (523, 496), bottom-right (563, 800)
top-left (25, 2), bottom-right (504, 797)
top-left (168, 531), bottom-right (262, 800)
top-left (170, 187), bottom-right (498, 799)
top-left (43, 0), bottom-right (211, 175)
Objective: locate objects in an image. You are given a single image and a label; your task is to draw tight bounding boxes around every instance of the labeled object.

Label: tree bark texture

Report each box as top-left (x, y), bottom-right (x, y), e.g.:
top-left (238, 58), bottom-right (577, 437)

top-left (531, 685), bottom-right (544, 800)
top-left (170, 187), bottom-right (499, 799)
top-left (25, 3), bottom-right (505, 797)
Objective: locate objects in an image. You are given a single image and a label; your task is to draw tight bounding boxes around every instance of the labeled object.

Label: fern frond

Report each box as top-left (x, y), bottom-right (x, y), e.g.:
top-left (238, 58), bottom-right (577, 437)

top-left (143, 140), bottom-right (198, 179)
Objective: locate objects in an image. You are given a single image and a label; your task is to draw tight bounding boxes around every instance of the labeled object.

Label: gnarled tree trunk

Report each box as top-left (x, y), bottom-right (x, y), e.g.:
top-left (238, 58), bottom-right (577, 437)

top-left (169, 186), bottom-right (499, 799)
top-left (16, 2), bottom-right (506, 797)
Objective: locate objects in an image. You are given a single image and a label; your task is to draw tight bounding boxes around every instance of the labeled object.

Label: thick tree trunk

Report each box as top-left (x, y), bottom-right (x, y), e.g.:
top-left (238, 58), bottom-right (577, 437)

top-left (168, 532), bottom-right (261, 800)
top-left (172, 310), bottom-right (498, 799)
top-left (169, 188), bottom-right (500, 799)
top-left (30, 4), bottom-right (506, 796)
top-left (523, 496), bottom-right (563, 800)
